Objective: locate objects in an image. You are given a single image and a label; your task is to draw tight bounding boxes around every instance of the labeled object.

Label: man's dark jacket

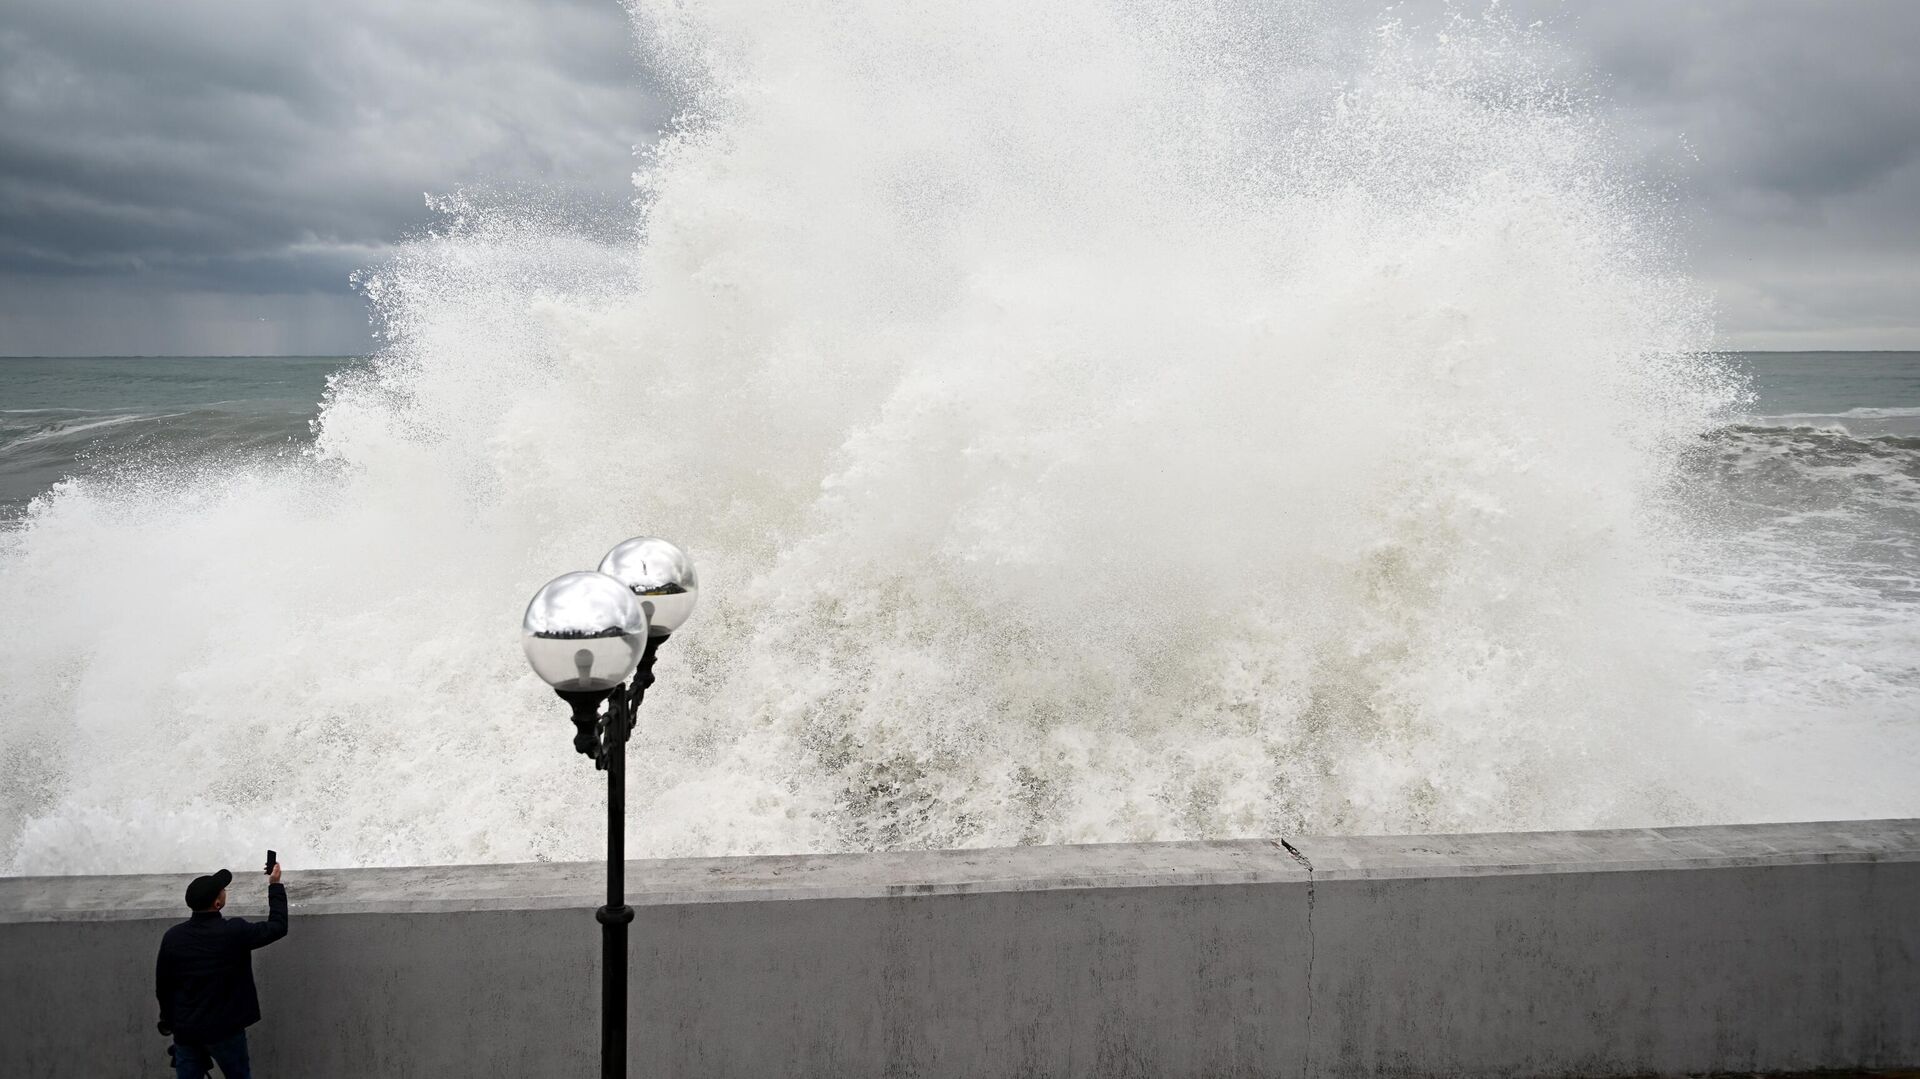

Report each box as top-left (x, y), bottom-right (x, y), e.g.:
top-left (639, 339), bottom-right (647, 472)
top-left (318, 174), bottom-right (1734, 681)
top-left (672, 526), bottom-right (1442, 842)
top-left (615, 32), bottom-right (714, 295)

top-left (155, 883), bottom-right (288, 1042)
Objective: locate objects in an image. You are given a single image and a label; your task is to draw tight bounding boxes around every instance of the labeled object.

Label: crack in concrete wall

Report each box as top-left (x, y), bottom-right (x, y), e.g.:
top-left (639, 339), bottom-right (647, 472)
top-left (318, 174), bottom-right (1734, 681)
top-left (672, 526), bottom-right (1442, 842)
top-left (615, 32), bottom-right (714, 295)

top-left (1278, 837), bottom-right (1316, 1077)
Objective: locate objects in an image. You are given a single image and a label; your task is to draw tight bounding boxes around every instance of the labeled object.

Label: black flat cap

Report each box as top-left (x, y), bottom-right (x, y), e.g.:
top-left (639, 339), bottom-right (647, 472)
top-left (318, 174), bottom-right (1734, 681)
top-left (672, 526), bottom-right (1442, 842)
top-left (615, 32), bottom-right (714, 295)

top-left (185, 869), bottom-right (232, 911)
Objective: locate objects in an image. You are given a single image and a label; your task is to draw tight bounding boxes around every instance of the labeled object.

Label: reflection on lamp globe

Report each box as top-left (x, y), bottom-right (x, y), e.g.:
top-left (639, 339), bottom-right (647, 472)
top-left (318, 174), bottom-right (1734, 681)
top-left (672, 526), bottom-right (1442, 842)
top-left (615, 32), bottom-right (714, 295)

top-left (521, 571), bottom-right (649, 691)
top-left (597, 537), bottom-right (699, 636)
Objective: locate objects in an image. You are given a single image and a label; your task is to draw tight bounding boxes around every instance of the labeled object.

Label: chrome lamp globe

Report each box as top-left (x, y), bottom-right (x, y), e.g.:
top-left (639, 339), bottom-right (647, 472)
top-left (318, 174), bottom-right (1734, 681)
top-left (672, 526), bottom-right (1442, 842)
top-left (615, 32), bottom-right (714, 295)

top-left (519, 539), bottom-right (698, 1079)
top-left (598, 535), bottom-right (698, 635)
top-left (521, 570), bottom-right (648, 757)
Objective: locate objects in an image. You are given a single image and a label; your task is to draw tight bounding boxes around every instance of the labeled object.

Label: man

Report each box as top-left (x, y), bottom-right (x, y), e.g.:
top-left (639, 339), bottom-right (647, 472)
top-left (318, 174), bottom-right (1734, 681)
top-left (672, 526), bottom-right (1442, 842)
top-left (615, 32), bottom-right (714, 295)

top-left (155, 860), bottom-right (289, 1079)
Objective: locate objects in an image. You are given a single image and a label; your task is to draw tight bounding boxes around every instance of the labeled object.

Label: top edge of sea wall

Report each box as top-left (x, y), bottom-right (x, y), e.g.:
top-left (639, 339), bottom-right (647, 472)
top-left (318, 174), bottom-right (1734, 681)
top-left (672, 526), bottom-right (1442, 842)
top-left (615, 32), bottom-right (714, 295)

top-left (4, 818), bottom-right (1915, 922)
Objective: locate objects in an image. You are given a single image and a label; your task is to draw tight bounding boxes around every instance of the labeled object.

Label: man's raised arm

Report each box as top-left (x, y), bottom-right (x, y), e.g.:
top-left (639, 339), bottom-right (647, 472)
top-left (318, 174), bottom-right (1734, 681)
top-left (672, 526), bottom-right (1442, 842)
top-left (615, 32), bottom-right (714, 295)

top-left (239, 861), bottom-right (288, 950)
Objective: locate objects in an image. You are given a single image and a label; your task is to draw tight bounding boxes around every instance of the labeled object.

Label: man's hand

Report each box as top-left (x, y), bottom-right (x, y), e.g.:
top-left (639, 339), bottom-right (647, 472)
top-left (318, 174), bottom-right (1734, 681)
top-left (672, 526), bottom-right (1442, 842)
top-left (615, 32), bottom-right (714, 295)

top-left (156, 1020), bottom-right (171, 1037)
top-left (268, 862), bottom-right (282, 885)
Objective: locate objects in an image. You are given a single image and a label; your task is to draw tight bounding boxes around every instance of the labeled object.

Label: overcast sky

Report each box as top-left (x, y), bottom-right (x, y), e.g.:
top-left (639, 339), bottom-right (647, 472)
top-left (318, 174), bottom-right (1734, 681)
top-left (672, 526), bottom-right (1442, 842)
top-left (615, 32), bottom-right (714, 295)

top-left (1, 1), bottom-right (1915, 356)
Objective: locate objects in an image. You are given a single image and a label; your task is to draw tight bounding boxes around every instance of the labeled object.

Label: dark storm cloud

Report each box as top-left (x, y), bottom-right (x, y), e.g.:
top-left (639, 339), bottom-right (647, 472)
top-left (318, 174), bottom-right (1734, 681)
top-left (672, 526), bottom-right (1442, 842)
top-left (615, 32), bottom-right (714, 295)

top-left (1, 0), bottom-right (1917, 353)
top-left (0, 0), bottom-right (662, 354)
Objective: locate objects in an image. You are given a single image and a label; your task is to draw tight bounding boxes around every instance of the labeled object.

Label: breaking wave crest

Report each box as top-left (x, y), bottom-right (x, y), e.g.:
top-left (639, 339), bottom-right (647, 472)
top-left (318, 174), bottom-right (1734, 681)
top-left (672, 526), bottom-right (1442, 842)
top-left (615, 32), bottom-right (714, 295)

top-left (5, 3), bottom-right (1909, 875)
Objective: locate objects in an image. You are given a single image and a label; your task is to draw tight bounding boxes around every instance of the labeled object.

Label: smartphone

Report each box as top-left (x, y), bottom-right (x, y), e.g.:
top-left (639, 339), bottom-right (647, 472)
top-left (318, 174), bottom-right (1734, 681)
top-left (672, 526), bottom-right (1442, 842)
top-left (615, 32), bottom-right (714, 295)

top-left (265, 849), bottom-right (277, 875)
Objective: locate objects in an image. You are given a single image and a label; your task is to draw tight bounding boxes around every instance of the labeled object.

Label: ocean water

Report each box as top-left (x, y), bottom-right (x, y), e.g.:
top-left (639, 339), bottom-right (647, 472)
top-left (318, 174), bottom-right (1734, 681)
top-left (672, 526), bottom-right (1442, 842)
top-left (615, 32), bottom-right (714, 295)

top-left (0, 357), bottom-right (343, 519)
top-left (7, 353), bottom-right (1914, 518)
top-left (2, 3), bottom-right (1917, 875)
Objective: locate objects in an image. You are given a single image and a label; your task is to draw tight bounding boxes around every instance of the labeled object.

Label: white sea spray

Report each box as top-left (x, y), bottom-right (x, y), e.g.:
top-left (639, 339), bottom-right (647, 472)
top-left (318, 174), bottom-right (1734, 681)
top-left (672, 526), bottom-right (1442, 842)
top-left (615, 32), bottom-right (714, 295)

top-left (3, 3), bottom-right (1909, 875)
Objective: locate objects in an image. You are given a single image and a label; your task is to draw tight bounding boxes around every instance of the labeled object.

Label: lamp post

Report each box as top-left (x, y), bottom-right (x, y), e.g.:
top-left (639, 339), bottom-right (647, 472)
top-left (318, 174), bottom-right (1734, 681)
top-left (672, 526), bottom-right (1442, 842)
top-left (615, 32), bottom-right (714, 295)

top-left (521, 538), bottom-right (698, 1079)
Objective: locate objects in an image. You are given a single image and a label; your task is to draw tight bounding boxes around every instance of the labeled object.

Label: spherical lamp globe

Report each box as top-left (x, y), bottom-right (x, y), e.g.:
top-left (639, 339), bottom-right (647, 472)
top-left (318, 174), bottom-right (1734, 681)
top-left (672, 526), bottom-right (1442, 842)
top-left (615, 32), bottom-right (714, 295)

top-left (597, 537), bottom-right (698, 637)
top-left (520, 570), bottom-right (649, 692)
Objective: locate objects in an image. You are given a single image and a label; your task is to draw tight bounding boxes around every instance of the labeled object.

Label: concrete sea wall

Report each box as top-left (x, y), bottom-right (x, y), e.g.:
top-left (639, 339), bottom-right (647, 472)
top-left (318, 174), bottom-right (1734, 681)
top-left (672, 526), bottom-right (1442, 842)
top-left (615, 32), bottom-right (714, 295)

top-left (1, 820), bottom-right (1915, 1077)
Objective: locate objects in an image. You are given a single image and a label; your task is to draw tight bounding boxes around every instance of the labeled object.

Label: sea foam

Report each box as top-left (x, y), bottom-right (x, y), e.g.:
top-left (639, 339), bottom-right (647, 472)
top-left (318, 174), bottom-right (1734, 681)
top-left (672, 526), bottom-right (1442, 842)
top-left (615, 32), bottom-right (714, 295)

top-left (6, 3), bottom-right (1905, 876)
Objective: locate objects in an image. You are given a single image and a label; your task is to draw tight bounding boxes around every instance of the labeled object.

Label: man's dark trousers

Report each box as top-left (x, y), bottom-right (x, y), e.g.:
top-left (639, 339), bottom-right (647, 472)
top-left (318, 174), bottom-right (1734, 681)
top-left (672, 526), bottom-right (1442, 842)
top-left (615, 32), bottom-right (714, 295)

top-left (170, 1030), bottom-right (252, 1079)
top-left (156, 882), bottom-right (288, 1078)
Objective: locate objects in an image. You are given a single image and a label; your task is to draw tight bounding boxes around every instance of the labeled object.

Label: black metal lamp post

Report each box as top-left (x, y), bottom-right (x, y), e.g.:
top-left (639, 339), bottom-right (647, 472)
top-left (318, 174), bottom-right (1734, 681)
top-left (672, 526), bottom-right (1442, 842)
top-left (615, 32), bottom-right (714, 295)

top-left (521, 538), bottom-right (699, 1079)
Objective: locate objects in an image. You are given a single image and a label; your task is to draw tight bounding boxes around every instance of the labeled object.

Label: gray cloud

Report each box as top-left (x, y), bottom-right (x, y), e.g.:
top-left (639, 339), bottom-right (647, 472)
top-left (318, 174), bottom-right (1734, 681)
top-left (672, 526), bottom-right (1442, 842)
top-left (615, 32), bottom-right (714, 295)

top-left (0, 0), bottom-right (661, 354)
top-left (1, 0), bottom-right (1916, 353)
top-left (1524, 0), bottom-right (1920, 347)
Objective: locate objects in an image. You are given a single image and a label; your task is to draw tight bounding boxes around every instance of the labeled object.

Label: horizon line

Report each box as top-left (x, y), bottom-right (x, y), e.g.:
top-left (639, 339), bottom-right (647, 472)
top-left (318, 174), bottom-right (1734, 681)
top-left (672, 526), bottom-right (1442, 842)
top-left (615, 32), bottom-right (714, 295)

top-left (0, 353), bottom-right (366, 360)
